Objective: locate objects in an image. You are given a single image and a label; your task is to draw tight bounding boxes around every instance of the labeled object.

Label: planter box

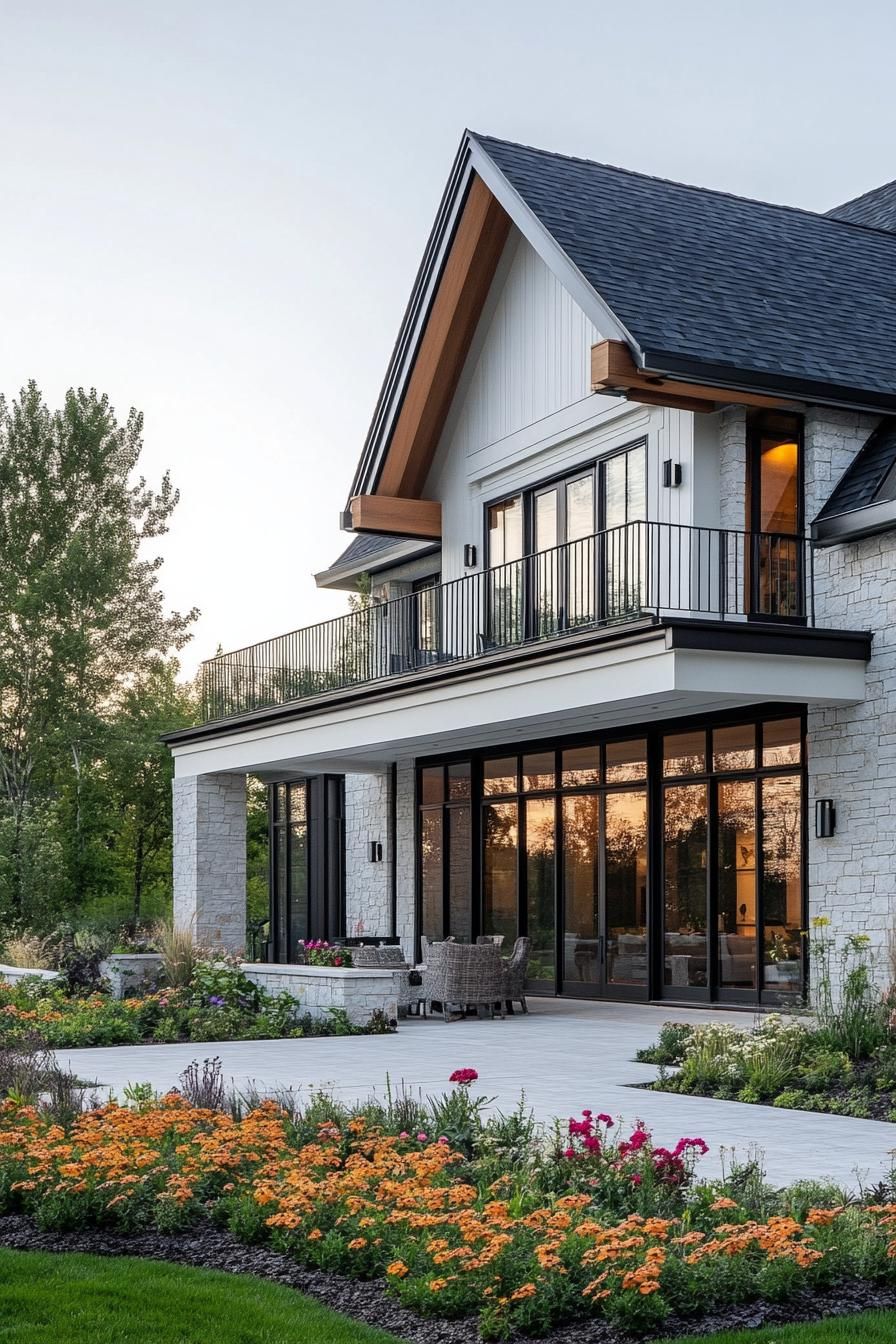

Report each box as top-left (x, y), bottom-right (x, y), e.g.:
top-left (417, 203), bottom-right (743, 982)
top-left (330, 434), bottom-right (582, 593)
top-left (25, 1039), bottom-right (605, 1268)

top-left (100, 953), bottom-right (164, 999)
top-left (0, 963), bottom-right (60, 984)
top-left (241, 962), bottom-right (399, 1027)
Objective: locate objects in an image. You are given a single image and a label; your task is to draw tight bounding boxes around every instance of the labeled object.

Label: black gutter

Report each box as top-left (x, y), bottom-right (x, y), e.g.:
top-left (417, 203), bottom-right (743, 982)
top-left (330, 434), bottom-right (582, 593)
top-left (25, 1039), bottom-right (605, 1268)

top-left (640, 348), bottom-right (896, 417)
top-left (812, 498), bottom-right (896, 546)
top-left (162, 617), bottom-right (872, 749)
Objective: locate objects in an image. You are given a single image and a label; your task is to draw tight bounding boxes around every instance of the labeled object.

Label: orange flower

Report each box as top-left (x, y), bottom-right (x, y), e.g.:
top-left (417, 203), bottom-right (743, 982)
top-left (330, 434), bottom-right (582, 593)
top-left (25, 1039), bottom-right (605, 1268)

top-left (386, 1260), bottom-right (408, 1278)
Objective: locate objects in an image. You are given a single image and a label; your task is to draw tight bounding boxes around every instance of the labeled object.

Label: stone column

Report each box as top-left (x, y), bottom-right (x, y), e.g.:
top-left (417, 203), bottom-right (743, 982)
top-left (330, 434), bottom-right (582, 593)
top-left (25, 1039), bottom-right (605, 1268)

top-left (173, 773), bottom-right (247, 953)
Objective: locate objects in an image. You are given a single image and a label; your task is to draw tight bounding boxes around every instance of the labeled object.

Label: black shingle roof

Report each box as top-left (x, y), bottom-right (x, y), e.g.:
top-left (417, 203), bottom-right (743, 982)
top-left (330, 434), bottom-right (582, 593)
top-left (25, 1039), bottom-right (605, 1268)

top-left (474, 134), bottom-right (896, 405)
top-left (828, 181), bottom-right (896, 232)
top-left (815, 418), bottom-right (896, 522)
top-left (329, 532), bottom-right (402, 570)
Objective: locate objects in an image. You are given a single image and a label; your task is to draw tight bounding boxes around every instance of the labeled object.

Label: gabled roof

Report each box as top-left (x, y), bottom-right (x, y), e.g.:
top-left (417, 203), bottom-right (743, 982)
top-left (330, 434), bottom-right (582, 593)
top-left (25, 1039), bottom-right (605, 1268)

top-left (314, 532), bottom-right (438, 591)
top-left (827, 181), bottom-right (896, 232)
top-left (812, 417), bottom-right (896, 545)
top-left (349, 132), bottom-right (896, 510)
top-left (475, 135), bottom-right (896, 407)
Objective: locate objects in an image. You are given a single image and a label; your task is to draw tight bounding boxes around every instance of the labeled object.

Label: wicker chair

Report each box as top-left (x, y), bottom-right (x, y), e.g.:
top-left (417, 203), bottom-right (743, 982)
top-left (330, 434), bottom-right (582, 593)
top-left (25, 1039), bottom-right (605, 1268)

top-left (422, 941), bottom-right (504, 1021)
top-left (501, 936), bottom-right (531, 1014)
top-left (351, 945), bottom-right (425, 1016)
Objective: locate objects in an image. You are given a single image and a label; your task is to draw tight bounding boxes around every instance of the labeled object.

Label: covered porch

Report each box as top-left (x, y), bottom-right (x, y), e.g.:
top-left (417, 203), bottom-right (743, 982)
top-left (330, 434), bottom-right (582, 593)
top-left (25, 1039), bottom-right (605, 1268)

top-left (165, 616), bottom-right (869, 1010)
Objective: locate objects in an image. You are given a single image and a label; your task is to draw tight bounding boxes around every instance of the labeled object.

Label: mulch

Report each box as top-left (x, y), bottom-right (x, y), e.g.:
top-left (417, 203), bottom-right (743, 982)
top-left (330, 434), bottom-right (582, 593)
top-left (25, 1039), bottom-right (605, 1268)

top-left (2, 1214), bottom-right (896, 1342)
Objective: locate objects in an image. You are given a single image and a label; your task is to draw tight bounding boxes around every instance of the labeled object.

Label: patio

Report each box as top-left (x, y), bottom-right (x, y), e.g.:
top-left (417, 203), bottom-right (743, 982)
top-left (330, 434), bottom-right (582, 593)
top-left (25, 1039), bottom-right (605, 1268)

top-left (58, 997), bottom-right (896, 1189)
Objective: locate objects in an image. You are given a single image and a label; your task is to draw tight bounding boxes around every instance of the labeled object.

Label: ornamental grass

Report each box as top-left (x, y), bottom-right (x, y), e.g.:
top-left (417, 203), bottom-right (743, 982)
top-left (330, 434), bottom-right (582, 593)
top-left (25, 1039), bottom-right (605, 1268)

top-left (3, 1083), bottom-right (896, 1338)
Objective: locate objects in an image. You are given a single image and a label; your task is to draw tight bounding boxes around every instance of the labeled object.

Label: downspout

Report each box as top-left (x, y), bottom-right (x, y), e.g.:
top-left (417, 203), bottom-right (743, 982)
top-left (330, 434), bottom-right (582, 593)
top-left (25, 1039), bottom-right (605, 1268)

top-left (389, 762), bottom-right (398, 939)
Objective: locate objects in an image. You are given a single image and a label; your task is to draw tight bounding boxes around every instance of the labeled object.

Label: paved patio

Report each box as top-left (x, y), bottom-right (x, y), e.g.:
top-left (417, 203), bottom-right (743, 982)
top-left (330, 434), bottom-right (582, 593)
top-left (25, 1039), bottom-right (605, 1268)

top-left (59, 998), bottom-right (896, 1189)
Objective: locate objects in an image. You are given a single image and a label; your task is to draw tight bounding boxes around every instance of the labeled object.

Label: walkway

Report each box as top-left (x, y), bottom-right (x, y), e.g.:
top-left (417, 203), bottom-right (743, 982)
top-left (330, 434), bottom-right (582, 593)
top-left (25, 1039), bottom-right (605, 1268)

top-left (60, 998), bottom-right (896, 1189)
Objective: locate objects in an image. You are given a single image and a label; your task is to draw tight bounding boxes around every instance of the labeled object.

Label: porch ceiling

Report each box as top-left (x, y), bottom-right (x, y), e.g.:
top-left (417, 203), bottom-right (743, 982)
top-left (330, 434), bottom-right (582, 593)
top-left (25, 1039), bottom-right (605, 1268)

top-left (169, 622), bottom-right (869, 779)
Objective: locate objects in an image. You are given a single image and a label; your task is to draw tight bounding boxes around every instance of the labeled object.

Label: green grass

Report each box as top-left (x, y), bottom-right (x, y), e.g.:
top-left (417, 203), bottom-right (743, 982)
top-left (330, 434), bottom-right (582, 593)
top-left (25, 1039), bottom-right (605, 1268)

top-left (659, 1312), bottom-right (896, 1343)
top-left (0, 1249), bottom-right (406, 1343)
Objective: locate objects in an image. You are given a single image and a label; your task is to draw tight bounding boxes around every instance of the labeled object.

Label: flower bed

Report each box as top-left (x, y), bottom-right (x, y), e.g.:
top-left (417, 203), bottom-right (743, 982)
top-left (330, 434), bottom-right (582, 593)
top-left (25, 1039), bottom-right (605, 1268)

top-left (3, 1070), bottom-right (896, 1339)
top-left (639, 925), bottom-right (896, 1121)
top-left (0, 960), bottom-right (393, 1049)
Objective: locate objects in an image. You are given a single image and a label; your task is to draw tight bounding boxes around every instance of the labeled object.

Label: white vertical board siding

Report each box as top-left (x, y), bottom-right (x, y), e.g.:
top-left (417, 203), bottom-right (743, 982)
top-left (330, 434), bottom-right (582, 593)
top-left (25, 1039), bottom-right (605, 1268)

top-left (424, 228), bottom-right (710, 580)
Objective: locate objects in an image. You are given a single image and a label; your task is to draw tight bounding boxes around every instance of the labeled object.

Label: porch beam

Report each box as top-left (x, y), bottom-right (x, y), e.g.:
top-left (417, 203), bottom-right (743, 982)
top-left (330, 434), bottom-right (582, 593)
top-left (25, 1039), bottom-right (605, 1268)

top-left (376, 175), bottom-right (512, 499)
top-left (591, 339), bottom-right (804, 412)
top-left (349, 493), bottom-right (442, 540)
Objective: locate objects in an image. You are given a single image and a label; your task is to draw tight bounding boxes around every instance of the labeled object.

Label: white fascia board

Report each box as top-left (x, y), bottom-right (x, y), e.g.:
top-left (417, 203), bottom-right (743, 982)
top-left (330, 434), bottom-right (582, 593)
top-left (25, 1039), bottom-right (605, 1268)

top-left (467, 137), bottom-right (642, 360)
top-left (314, 539), bottom-right (438, 591)
top-left (169, 640), bottom-right (868, 780)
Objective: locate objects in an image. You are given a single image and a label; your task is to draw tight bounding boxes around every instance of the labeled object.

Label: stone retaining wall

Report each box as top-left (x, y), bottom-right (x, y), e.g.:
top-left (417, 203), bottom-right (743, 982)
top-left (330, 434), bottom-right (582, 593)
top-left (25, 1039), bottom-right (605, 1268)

top-left (242, 963), bottom-right (399, 1027)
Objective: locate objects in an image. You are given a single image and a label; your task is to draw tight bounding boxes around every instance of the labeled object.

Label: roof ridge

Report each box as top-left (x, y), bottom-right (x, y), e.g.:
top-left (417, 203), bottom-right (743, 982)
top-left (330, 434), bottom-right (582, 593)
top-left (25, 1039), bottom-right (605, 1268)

top-left (827, 177), bottom-right (896, 214)
top-left (470, 131), bottom-right (896, 245)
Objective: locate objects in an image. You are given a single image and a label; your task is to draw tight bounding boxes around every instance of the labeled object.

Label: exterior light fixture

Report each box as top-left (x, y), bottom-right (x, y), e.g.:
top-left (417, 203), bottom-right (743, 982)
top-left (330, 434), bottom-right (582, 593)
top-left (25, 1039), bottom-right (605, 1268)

top-left (368, 840), bottom-right (383, 863)
top-left (662, 459), bottom-right (682, 488)
top-left (815, 799), bottom-right (836, 839)
top-left (463, 543), bottom-right (477, 568)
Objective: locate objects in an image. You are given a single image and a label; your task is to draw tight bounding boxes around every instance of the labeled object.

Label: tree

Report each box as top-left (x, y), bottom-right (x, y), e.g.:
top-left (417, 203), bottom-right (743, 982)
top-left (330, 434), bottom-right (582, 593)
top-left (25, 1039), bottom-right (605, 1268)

top-left (102, 662), bottom-right (198, 929)
top-left (0, 383), bottom-right (197, 919)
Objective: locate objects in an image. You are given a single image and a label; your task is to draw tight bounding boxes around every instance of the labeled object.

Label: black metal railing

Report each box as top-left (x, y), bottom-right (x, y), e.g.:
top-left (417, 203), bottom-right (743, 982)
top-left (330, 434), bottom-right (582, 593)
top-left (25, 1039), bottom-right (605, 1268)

top-left (201, 521), bottom-right (812, 721)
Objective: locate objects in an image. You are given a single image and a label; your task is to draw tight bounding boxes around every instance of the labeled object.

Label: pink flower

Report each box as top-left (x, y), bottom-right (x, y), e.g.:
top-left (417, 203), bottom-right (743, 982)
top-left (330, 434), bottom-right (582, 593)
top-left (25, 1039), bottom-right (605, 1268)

top-left (438, 1136), bottom-right (449, 1145)
top-left (449, 1068), bottom-right (479, 1087)
top-left (563, 1146), bottom-right (577, 1159)
top-left (416, 1132), bottom-right (428, 1142)
top-left (399, 1131), bottom-right (409, 1140)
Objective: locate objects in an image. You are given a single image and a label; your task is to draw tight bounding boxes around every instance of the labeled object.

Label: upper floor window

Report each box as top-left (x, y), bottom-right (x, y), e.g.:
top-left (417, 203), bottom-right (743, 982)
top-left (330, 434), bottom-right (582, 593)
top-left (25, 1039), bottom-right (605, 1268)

top-left (746, 413), bottom-right (803, 619)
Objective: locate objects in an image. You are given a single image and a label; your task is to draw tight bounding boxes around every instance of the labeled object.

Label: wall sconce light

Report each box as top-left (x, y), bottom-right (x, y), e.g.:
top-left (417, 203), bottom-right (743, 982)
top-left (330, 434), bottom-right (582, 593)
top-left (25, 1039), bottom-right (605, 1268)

top-left (463, 543), bottom-right (477, 568)
top-left (368, 840), bottom-right (383, 863)
top-left (662, 459), bottom-right (683, 488)
top-left (815, 799), bottom-right (836, 839)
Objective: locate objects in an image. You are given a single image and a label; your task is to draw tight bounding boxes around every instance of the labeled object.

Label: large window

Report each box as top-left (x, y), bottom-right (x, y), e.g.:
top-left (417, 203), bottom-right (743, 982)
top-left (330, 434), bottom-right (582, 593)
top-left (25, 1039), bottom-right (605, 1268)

top-left (416, 710), bottom-right (805, 1004)
top-left (485, 442), bottom-right (647, 644)
top-left (269, 776), bottom-right (345, 962)
top-left (747, 412), bottom-right (803, 618)
top-left (271, 781), bottom-right (309, 962)
top-left (661, 715), bottom-right (804, 1000)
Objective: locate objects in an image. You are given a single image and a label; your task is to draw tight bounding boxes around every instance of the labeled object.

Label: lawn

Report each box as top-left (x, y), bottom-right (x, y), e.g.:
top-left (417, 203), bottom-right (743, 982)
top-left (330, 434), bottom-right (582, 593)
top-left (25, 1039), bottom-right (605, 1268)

top-left (660, 1313), bottom-right (896, 1342)
top-left (0, 1249), bottom-right (405, 1344)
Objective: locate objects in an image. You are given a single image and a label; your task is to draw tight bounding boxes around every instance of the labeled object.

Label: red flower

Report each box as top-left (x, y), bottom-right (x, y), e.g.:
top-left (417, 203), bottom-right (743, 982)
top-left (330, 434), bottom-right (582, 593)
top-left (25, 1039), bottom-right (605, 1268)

top-left (449, 1068), bottom-right (479, 1087)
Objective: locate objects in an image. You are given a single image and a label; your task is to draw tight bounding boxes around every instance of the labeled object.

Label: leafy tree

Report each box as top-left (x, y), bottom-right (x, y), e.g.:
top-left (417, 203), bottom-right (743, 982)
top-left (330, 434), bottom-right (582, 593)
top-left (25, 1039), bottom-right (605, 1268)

top-left (0, 382), bottom-right (197, 919)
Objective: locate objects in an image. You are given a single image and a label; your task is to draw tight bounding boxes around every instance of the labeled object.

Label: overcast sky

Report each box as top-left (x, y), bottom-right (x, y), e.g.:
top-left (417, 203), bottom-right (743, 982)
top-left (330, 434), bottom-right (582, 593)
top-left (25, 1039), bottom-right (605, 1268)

top-left (2, 0), bottom-right (894, 673)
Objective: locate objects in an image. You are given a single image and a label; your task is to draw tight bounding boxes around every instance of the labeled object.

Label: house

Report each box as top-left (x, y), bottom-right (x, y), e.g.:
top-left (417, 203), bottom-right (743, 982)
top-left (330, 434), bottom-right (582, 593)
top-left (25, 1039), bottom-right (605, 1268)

top-left (163, 131), bottom-right (896, 1008)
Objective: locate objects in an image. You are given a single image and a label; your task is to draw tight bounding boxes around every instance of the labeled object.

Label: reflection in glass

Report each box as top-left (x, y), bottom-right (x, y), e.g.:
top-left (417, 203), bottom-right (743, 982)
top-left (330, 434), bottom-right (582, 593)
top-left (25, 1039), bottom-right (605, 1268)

top-left (762, 775), bottom-right (803, 995)
top-left (483, 802), bottom-right (519, 944)
top-left (275, 823), bottom-right (288, 961)
top-left (526, 798), bottom-right (556, 985)
top-left (663, 784), bottom-right (708, 989)
top-left (713, 724), bottom-right (756, 773)
top-left (420, 810), bottom-right (444, 940)
top-left (523, 752), bottom-right (555, 792)
top-left (562, 745), bottom-right (600, 787)
top-left (605, 791), bottom-right (648, 986)
top-left (421, 767), bottom-right (443, 804)
top-left (606, 738), bottom-right (647, 783)
top-left (447, 806), bottom-right (472, 943)
top-left (534, 490), bottom-right (560, 636)
top-left (288, 820), bottom-right (308, 951)
top-left (763, 718), bottom-right (802, 768)
top-left (566, 475), bottom-right (595, 626)
top-left (603, 445), bottom-right (647, 617)
top-left (483, 757), bottom-right (517, 796)
top-left (663, 731), bottom-right (706, 777)
top-left (488, 496), bottom-right (524, 645)
top-left (448, 762), bottom-right (471, 799)
top-left (717, 780), bottom-right (757, 990)
top-left (562, 794), bottom-right (599, 985)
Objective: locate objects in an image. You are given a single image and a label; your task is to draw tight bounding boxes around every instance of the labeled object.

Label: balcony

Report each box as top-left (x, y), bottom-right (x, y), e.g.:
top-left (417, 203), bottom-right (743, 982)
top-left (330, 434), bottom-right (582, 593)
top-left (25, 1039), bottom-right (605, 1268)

top-left (201, 522), bottom-right (820, 723)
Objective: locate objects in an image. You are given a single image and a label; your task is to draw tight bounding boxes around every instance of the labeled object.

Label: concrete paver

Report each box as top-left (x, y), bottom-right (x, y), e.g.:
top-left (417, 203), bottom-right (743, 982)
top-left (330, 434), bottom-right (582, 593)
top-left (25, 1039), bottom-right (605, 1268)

top-left (59, 998), bottom-right (896, 1189)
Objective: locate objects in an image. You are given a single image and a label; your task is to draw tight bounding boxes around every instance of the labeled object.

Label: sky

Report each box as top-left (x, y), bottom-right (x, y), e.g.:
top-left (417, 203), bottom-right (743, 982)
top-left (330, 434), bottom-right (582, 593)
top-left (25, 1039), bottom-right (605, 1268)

top-left (1, 0), bottom-right (895, 675)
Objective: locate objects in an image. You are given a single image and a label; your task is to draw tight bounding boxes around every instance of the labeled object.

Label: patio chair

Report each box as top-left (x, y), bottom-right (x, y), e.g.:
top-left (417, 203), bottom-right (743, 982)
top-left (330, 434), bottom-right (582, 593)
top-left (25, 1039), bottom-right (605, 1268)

top-left (351, 945), bottom-right (425, 1017)
top-left (501, 936), bottom-right (531, 1014)
top-left (422, 941), bottom-right (504, 1022)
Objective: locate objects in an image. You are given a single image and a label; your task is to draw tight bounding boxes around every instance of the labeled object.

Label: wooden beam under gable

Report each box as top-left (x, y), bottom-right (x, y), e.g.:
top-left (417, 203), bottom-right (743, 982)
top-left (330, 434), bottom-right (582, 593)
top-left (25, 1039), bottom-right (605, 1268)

top-left (350, 494), bottom-right (442, 540)
top-left (591, 340), bottom-right (804, 412)
top-left (376, 175), bottom-right (512, 499)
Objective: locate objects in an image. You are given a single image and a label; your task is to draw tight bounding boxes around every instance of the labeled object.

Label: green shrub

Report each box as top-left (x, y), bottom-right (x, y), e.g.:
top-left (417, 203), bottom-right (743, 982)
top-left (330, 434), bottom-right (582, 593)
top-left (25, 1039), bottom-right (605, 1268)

top-left (635, 1020), bottom-right (695, 1065)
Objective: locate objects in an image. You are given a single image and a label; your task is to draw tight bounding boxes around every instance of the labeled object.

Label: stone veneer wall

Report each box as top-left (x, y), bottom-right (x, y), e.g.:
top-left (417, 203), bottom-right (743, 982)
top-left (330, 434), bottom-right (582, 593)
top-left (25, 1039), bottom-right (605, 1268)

top-left (343, 763), bottom-right (417, 961)
top-left (243, 963), bottom-right (399, 1027)
top-left (803, 409), bottom-right (893, 975)
top-left (173, 773), bottom-right (247, 953)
